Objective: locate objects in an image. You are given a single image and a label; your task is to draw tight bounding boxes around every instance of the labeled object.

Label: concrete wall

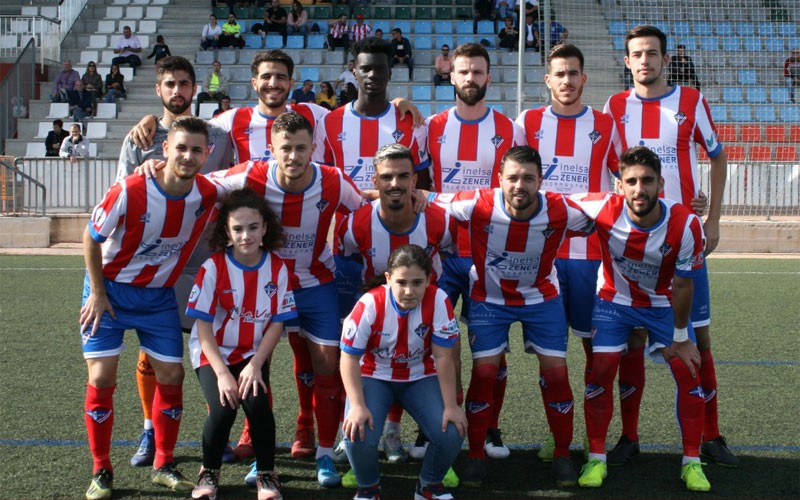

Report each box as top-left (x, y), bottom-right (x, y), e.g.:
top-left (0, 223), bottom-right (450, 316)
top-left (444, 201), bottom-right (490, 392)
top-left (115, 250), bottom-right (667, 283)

top-left (0, 216), bottom-right (50, 247)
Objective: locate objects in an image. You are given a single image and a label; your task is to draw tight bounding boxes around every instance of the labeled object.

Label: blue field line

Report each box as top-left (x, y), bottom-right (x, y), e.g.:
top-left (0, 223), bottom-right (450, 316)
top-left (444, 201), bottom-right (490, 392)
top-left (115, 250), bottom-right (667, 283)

top-left (716, 360), bottom-right (799, 366)
top-left (1, 439), bottom-right (798, 454)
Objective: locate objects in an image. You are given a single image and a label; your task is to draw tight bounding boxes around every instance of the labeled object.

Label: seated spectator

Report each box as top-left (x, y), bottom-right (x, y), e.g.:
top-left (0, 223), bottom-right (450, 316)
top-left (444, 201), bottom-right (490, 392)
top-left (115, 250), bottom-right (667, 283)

top-left (334, 59), bottom-right (357, 94)
top-left (538, 12), bottom-right (568, 50)
top-left (316, 81), bottom-right (337, 110)
top-left (327, 14), bottom-right (350, 57)
top-left (668, 44), bottom-right (701, 91)
top-left (498, 17), bottom-right (519, 52)
top-left (146, 35), bottom-right (172, 70)
top-left (289, 79), bottom-right (316, 104)
top-left (433, 44), bottom-right (453, 86)
top-left (68, 80), bottom-right (94, 122)
top-left (473, 0), bottom-right (496, 35)
top-left (523, 0), bottom-right (539, 22)
top-left (111, 25), bottom-right (142, 70)
top-left (197, 61), bottom-right (229, 115)
top-left (50, 59), bottom-right (80, 103)
top-left (103, 64), bottom-right (127, 103)
top-left (350, 14), bottom-right (372, 44)
top-left (785, 49), bottom-right (800, 103)
top-left (59, 124), bottom-right (91, 162)
top-left (287, 1), bottom-right (309, 37)
top-left (45, 119), bottom-right (69, 157)
top-left (390, 28), bottom-right (414, 79)
top-left (81, 61), bottom-right (104, 103)
top-left (220, 13), bottom-right (245, 49)
top-left (339, 82), bottom-right (357, 107)
top-left (252, 0), bottom-right (288, 47)
top-left (374, 28), bottom-right (384, 40)
top-left (521, 13), bottom-right (538, 51)
top-left (201, 14), bottom-right (222, 51)
top-left (495, 0), bottom-right (518, 26)
top-left (213, 96), bottom-right (233, 117)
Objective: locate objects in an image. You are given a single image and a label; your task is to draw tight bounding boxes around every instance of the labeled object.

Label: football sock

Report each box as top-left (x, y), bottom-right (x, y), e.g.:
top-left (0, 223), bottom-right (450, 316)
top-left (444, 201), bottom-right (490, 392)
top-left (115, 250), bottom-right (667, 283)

top-left (490, 354), bottom-right (508, 429)
top-left (618, 345), bottom-right (645, 442)
top-left (136, 350), bottom-right (156, 425)
top-left (668, 356), bottom-right (704, 458)
top-left (288, 329), bottom-right (315, 429)
top-left (85, 383), bottom-right (115, 473)
top-left (539, 365), bottom-right (574, 459)
top-left (152, 382), bottom-right (183, 469)
top-left (584, 352), bottom-right (621, 455)
top-left (387, 402), bottom-right (404, 425)
top-left (581, 338), bottom-right (594, 386)
top-left (465, 362), bottom-right (498, 459)
top-left (314, 373), bottom-right (343, 448)
top-left (699, 348), bottom-right (720, 441)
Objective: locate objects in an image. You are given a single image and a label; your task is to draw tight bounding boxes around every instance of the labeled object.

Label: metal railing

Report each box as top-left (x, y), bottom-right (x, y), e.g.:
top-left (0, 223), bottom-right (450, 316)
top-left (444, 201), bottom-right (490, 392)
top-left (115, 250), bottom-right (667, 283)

top-left (0, 15), bottom-right (60, 65)
top-left (1, 156), bottom-right (46, 216)
top-left (0, 38), bottom-right (36, 156)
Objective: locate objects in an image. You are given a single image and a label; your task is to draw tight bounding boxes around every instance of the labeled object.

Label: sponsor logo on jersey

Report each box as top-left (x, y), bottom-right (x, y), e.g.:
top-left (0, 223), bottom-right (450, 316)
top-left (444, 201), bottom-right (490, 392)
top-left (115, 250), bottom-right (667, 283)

top-left (86, 408), bottom-right (112, 424)
top-left (140, 212), bottom-right (151, 224)
top-left (282, 291), bottom-right (295, 309)
top-left (161, 406), bottom-right (183, 421)
top-left (437, 134), bottom-right (447, 144)
top-left (548, 400), bottom-right (574, 414)
top-left (137, 238), bottom-right (163, 256)
top-left (466, 401), bottom-right (490, 413)
top-left (189, 284), bottom-right (200, 303)
top-left (337, 131), bottom-right (347, 142)
top-left (440, 318), bottom-right (460, 339)
top-left (264, 282), bottom-right (277, 298)
top-left (534, 129), bottom-right (545, 140)
top-left (244, 126), bottom-right (253, 136)
top-left (674, 111), bottom-right (687, 126)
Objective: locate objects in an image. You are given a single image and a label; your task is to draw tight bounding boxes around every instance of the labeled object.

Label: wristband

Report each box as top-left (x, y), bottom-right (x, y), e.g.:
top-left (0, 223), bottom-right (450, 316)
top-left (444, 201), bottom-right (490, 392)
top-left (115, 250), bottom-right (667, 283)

top-left (673, 326), bottom-right (689, 343)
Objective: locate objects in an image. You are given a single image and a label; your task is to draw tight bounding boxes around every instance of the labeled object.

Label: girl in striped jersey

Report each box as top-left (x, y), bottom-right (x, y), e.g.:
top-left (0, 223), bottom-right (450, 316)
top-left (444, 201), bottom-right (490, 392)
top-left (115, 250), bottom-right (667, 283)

top-left (187, 189), bottom-right (297, 500)
top-left (340, 245), bottom-right (466, 500)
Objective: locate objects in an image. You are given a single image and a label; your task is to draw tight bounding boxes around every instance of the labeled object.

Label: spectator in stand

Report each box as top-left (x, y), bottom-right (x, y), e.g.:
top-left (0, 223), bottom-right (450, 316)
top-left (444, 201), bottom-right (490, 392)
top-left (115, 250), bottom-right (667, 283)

top-left (287, 1), bottom-right (309, 38)
top-left (495, 0), bottom-right (518, 26)
top-left (81, 61), bottom-right (104, 103)
top-left (69, 79), bottom-right (94, 122)
top-left (390, 29), bottom-right (414, 79)
top-left (45, 119), bottom-right (69, 157)
top-left (201, 14), bottom-right (222, 51)
top-left (522, 13), bottom-right (538, 51)
top-left (668, 44), bottom-right (701, 90)
top-left (104, 63), bottom-right (127, 103)
top-left (350, 14), bottom-right (372, 44)
top-left (434, 44), bottom-right (453, 86)
top-left (220, 13), bottom-right (245, 49)
top-left (522, 0), bottom-right (539, 22)
top-left (112, 25), bottom-right (143, 70)
top-left (784, 48), bottom-right (800, 103)
top-left (59, 123), bottom-right (91, 162)
top-left (328, 14), bottom-right (351, 61)
top-left (316, 81), bottom-right (337, 110)
top-left (147, 35), bottom-right (172, 70)
top-left (289, 79), bottom-right (316, 104)
top-left (334, 59), bottom-right (357, 95)
top-left (50, 59), bottom-right (80, 103)
top-left (252, 0), bottom-right (288, 47)
top-left (340, 82), bottom-right (357, 107)
top-left (473, 0), bottom-right (496, 35)
top-left (374, 29), bottom-right (384, 40)
top-left (197, 61), bottom-right (230, 115)
top-left (498, 17), bottom-right (520, 52)
top-left (538, 12), bottom-right (568, 50)
top-left (213, 96), bottom-right (233, 117)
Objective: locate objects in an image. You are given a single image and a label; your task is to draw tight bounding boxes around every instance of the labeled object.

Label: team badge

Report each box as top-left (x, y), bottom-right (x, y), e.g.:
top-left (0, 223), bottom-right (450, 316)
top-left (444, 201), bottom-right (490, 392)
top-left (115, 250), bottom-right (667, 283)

top-left (688, 385), bottom-right (705, 399)
top-left (548, 400), bottom-right (574, 414)
top-left (588, 129), bottom-right (601, 144)
top-left (92, 207), bottom-right (108, 228)
top-left (542, 226), bottom-right (556, 238)
top-left (298, 372), bottom-right (315, 388)
top-left (392, 129), bottom-right (404, 142)
top-left (139, 212), bottom-right (151, 223)
top-left (425, 244), bottom-right (435, 255)
top-left (466, 401), bottom-right (490, 414)
top-left (161, 406), bottom-right (183, 421)
top-left (86, 408), bottom-right (112, 424)
top-left (189, 284), bottom-right (201, 303)
top-left (490, 135), bottom-right (505, 149)
top-left (195, 205), bottom-right (206, 218)
top-left (316, 199), bottom-right (330, 211)
top-left (343, 320), bottom-right (358, 340)
top-left (674, 111), bottom-right (687, 126)
top-left (414, 323), bottom-right (430, 339)
top-left (659, 242), bottom-right (673, 256)
top-left (264, 282), bottom-right (277, 298)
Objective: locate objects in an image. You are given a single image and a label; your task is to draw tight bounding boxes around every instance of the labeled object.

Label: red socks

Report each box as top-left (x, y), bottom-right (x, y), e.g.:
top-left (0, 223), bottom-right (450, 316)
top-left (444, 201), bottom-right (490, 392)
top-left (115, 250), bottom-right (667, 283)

top-left (584, 352), bottom-right (621, 455)
top-left (618, 345), bottom-right (645, 442)
top-left (288, 330), bottom-right (315, 430)
top-left (490, 355), bottom-right (508, 429)
top-left (539, 365), bottom-right (574, 459)
top-left (699, 349), bottom-right (720, 441)
top-left (152, 383), bottom-right (183, 469)
top-left (314, 373), bottom-right (343, 448)
top-left (465, 363), bottom-right (498, 459)
top-left (85, 384), bottom-right (115, 473)
top-left (668, 356), bottom-right (705, 458)
top-left (387, 402), bottom-right (404, 424)
top-left (581, 338), bottom-right (593, 386)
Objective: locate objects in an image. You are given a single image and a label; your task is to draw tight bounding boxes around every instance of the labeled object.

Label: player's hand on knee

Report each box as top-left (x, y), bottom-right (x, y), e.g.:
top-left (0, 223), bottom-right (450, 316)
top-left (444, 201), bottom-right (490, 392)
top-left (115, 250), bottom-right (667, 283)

top-left (670, 340), bottom-right (701, 378)
top-left (343, 405), bottom-right (373, 442)
top-left (442, 405), bottom-right (467, 436)
top-left (218, 371), bottom-right (240, 409)
top-left (237, 362), bottom-right (268, 399)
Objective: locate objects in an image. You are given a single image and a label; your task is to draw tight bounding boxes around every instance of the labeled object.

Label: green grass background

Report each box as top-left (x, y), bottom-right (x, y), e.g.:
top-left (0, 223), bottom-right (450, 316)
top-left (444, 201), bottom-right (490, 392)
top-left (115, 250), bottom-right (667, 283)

top-left (0, 256), bottom-right (798, 499)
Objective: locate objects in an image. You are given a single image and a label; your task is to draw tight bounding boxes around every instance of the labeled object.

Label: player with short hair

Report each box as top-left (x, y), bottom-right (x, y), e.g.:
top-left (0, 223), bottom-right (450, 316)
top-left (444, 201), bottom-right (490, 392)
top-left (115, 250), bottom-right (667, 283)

top-left (602, 25), bottom-right (737, 468)
top-left (574, 146), bottom-right (711, 492)
top-left (81, 117), bottom-right (221, 500)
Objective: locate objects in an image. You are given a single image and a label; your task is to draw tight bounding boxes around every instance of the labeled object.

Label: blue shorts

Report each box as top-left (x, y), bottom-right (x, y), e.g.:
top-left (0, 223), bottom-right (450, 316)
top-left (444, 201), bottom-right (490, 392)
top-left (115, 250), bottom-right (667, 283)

top-left (591, 297), bottom-right (696, 359)
top-left (690, 261), bottom-right (710, 328)
top-left (467, 297), bottom-right (568, 359)
top-left (438, 254), bottom-right (472, 323)
top-left (80, 274), bottom-right (183, 363)
top-left (334, 255), bottom-right (364, 321)
top-left (285, 281), bottom-right (341, 346)
top-left (555, 258), bottom-right (600, 338)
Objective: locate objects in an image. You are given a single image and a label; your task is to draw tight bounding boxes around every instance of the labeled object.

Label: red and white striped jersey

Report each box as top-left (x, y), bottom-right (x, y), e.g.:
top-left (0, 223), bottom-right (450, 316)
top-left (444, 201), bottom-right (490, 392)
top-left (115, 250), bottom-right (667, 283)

top-left (571, 193), bottom-right (705, 308)
top-left (87, 174), bottom-right (221, 288)
top-left (341, 284), bottom-right (460, 381)
top-left (211, 160), bottom-right (364, 289)
top-left (434, 189), bottom-right (593, 306)
top-left (187, 248), bottom-right (297, 368)
top-left (337, 201), bottom-right (455, 282)
top-left (603, 86), bottom-right (722, 208)
top-left (314, 102), bottom-right (429, 191)
top-left (210, 103), bottom-right (329, 163)
top-left (517, 105), bottom-right (618, 260)
top-left (350, 22), bottom-right (372, 42)
top-left (426, 107), bottom-right (525, 256)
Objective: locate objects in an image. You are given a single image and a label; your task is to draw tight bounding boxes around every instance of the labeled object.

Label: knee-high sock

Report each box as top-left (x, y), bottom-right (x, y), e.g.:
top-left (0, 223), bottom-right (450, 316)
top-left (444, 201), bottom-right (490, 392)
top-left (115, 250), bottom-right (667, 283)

top-left (699, 349), bottom-right (720, 441)
top-left (314, 373), bottom-right (343, 448)
top-left (668, 357), bottom-right (705, 458)
top-left (584, 352), bottom-right (621, 455)
top-left (289, 330), bottom-right (315, 429)
top-left (153, 383), bottom-right (183, 469)
top-left (581, 338), bottom-right (593, 386)
top-left (465, 363), bottom-right (498, 459)
top-left (85, 384), bottom-right (115, 473)
top-left (136, 351), bottom-right (155, 424)
top-left (490, 354), bottom-right (508, 429)
top-left (387, 402), bottom-right (404, 425)
top-left (618, 345), bottom-right (645, 442)
top-left (539, 365), bottom-right (574, 459)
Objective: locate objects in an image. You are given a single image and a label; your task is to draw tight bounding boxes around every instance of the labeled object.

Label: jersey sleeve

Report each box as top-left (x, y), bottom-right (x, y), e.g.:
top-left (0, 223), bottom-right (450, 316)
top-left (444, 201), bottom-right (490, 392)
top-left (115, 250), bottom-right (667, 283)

top-left (606, 118), bottom-right (622, 179)
top-left (208, 108), bottom-right (234, 134)
top-left (693, 94), bottom-right (723, 159)
top-left (336, 213), bottom-right (361, 260)
top-left (431, 189), bottom-right (479, 222)
top-left (185, 257), bottom-right (219, 323)
top-left (564, 195), bottom-right (596, 237)
top-left (568, 192), bottom-right (614, 221)
top-left (430, 288), bottom-right (460, 348)
top-left (312, 114), bottom-right (331, 164)
top-left (411, 121), bottom-right (430, 172)
top-left (340, 295), bottom-right (377, 356)
top-left (87, 181), bottom-right (127, 243)
top-left (207, 161), bottom-right (249, 194)
top-left (273, 259), bottom-right (298, 322)
top-left (116, 135), bottom-right (141, 182)
top-left (337, 169), bottom-right (365, 214)
top-left (511, 120), bottom-right (527, 146)
top-left (675, 213), bottom-right (706, 278)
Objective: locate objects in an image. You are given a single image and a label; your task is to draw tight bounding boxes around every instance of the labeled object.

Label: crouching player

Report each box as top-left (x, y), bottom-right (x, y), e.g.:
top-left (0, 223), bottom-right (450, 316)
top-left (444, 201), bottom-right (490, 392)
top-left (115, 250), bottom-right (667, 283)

top-left (340, 245), bottom-right (466, 500)
top-left (574, 146), bottom-right (711, 492)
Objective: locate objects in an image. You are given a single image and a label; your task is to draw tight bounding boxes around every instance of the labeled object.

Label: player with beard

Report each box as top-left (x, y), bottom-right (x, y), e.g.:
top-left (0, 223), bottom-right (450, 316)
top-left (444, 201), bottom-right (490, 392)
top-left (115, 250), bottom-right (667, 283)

top-left (422, 42), bottom-right (525, 474)
top-left (116, 56), bottom-right (235, 470)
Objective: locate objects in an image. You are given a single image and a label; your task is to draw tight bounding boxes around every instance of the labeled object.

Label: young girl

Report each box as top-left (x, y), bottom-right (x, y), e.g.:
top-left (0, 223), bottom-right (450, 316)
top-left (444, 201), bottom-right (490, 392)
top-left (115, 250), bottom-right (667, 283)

top-left (340, 245), bottom-right (466, 500)
top-left (187, 188), bottom-right (296, 500)
top-left (146, 35), bottom-right (171, 70)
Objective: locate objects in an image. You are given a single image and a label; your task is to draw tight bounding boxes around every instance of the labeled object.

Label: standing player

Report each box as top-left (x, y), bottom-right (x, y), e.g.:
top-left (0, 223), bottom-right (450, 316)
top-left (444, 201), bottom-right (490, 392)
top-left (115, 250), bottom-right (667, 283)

top-left (603, 25), bottom-right (737, 467)
top-left (432, 146), bottom-right (592, 488)
top-left (424, 42), bottom-right (526, 464)
top-left (516, 44), bottom-right (617, 461)
top-left (81, 117), bottom-right (221, 500)
top-left (574, 146), bottom-right (711, 492)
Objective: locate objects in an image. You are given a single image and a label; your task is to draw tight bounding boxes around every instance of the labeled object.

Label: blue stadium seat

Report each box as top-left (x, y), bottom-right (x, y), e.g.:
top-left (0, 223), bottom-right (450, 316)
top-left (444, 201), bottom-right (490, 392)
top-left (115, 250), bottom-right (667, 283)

top-left (729, 105), bottom-right (752, 122)
top-left (723, 87), bottom-right (744, 103)
top-left (307, 35), bottom-right (325, 49)
top-left (412, 85), bottom-right (432, 101)
top-left (455, 20), bottom-right (472, 34)
top-left (435, 35), bottom-right (454, 48)
top-left (300, 67), bottom-right (319, 82)
top-left (415, 102), bottom-right (432, 117)
top-left (777, 23), bottom-right (797, 37)
top-left (746, 87), bottom-right (767, 103)
top-left (435, 85), bottom-right (455, 101)
top-left (733, 22), bottom-right (754, 36)
top-left (315, 21), bottom-right (329, 33)
top-left (435, 102), bottom-right (451, 113)
top-left (738, 69), bottom-right (758, 86)
top-left (608, 21), bottom-right (627, 36)
top-left (286, 36), bottom-right (304, 49)
top-left (698, 36), bottom-right (719, 50)
top-left (393, 20), bottom-right (411, 34)
top-left (765, 37), bottom-right (785, 52)
top-left (715, 22), bottom-right (734, 36)
top-left (476, 20), bottom-right (495, 35)
top-left (709, 104), bottom-right (728, 122)
top-left (244, 34), bottom-right (262, 49)
top-left (265, 34), bottom-right (283, 49)
top-left (672, 21), bottom-right (691, 37)
top-left (755, 105), bottom-right (777, 123)
top-left (693, 21), bottom-right (712, 36)
top-left (415, 20), bottom-right (433, 34)
top-left (722, 37), bottom-right (742, 51)
top-left (770, 87), bottom-right (791, 104)
top-left (678, 36), bottom-right (698, 51)
top-left (756, 22), bottom-right (775, 36)
top-left (743, 37), bottom-right (762, 52)
top-left (487, 103), bottom-right (504, 113)
top-left (415, 35), bottom-right (433, 50)
top-left (435, 20), bottom-right (453, 34)
top-left (372, 20), bottom-right (391, 33)
top-left (456, 34), bottom-right (475, 46)
top-left (612, 36), bottom-right (625, 51)
top-left (780, 106), bottom-right (800, 122)
top-left (789, 37), bottom-right (800, 50)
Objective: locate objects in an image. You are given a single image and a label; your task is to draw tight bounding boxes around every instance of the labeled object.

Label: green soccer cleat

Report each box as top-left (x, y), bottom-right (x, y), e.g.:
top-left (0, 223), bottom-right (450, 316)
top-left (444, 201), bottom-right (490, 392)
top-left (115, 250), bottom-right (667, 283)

top-left (578, 458), bottom-right (607, 488)
top-left (342, 468), bottom-right (357, 488)
top-left (537, 433), bottom-right (555, 462)
top-left (681, 462), bottom-right (711, 492)
top-left (151, 462), bottom-right (195, 492)
top-left (443, 467), bottom-right (460, 488)
top-left (86, 468), bottom-right (113, 500)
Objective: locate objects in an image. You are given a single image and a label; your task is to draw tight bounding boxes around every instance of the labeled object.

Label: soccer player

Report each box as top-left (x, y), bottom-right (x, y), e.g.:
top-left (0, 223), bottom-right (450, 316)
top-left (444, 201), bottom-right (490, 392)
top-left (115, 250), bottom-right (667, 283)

top-left (516, 44), bottom-right (618, 461)
top-left (424, 42), bottom-right (526, 463)
top-left (574, 146), bottom-right (711, 492)
top-left (432, 146), bottom-right (592, 488)
top-left (116, 56), bottom-right (234, 469)
top-left (81, 117), bottom-right (221, 500)
top-left (603, 25), bottom-right (737, 467)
